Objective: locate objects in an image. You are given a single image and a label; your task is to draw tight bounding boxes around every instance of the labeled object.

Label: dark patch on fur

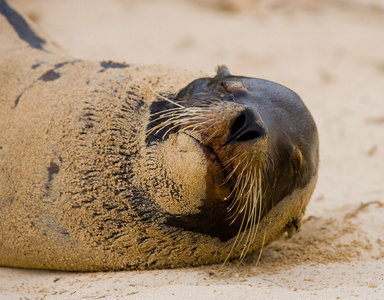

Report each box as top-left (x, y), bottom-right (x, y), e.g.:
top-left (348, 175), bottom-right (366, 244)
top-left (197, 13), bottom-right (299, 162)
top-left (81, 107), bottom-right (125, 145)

top-left (31, 62), bottom-right (41, 69)
top-left (128, 191), bottom-right (162, 222)
top-left (39, 69), bottom-right (61, 82)
top-left (13, 82), bottom-right (40, 109)
top-left (79, 112), bottom-right (96, 130)
top-left (0, 0), bottom-right (46, 50)
top-left (13, 61), bottom-right (81, 108)
top-left (0, 146), bottom-right (3, 149)
top-left (38, 60), bottom-right (81, 82)
top-left (78, 104), bottom-right (100, 133)
top-left (165, 201), bottom-right (238, 242)
top-left (145, 97), bottom-right (177, 145)
top-left (44, 162), bottom-right (59, 199)
top-left (47, 162), bottom-right (59, 183)
top-left (13, 92), bottom-right (24, 109)
top-left (54, 60), bottom-right (80, 69)
top-left (98, 60), bottom-right (130, 73)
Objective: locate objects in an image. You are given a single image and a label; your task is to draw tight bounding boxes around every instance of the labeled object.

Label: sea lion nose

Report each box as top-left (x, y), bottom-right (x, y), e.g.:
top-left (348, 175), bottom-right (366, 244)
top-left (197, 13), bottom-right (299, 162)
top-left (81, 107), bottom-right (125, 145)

top-left (228, 109), bottom-right (266, 143)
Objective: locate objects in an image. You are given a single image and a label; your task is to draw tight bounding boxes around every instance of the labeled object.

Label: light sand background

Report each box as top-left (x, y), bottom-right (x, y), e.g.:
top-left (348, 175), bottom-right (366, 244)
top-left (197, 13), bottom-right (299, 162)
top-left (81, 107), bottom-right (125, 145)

top-left (1, 0), bottom-right (384, 298)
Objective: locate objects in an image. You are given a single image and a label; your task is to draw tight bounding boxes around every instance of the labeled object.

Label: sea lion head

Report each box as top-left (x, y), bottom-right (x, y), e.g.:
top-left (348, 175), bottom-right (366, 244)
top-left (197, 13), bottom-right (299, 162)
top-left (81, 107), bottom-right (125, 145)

top-left (145, 65), bottom-right (319, 259)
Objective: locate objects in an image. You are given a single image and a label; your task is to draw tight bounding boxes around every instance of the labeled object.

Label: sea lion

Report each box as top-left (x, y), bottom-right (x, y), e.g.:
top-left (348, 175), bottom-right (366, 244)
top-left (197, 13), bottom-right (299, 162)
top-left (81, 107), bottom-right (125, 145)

top-left (0, 0), bottom-right (319, 271)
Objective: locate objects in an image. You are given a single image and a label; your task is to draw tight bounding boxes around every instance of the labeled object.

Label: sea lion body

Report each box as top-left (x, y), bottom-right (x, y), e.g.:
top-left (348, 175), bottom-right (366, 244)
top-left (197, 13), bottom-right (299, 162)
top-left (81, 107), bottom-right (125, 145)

top-left (0, 1), bottom-right (318, 271)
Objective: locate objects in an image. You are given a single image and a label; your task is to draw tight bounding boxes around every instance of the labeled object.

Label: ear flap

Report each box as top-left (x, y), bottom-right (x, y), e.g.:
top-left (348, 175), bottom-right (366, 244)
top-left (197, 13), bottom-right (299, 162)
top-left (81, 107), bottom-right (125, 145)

top-left (215, 65), bottom-right (231, 77)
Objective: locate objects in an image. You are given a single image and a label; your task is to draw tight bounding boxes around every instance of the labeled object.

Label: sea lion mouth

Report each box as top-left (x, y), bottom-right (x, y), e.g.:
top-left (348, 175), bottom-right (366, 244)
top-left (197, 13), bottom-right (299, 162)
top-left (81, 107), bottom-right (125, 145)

top-left (184, 131), bottom-right (232, 202)
top-left (184, 131), bottom-right (222, 165)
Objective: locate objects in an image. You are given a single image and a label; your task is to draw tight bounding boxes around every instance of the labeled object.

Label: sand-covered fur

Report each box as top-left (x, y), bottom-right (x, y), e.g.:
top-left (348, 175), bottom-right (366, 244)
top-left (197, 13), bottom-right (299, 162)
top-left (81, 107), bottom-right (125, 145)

top-left (0, 0), bottom-right (317, 271)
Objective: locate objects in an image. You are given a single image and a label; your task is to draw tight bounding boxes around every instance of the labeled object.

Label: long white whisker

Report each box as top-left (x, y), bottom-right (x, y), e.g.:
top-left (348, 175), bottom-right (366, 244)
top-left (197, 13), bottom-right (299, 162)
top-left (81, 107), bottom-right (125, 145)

top-left (149, 87), bottom-right (185, 108)
top-left (149, 107), bottom-right (184, 119)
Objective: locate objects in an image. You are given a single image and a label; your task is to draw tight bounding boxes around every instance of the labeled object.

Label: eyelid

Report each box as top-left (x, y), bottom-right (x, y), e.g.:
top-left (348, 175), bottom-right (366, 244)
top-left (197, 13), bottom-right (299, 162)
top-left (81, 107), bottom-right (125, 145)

top-left (220, 81), bottom-right (249, 94)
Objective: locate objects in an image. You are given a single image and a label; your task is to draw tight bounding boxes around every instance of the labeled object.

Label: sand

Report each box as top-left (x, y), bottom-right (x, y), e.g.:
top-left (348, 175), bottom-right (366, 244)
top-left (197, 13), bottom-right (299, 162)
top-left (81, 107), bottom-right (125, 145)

top-left (1, 0), bottom-right (384, 298)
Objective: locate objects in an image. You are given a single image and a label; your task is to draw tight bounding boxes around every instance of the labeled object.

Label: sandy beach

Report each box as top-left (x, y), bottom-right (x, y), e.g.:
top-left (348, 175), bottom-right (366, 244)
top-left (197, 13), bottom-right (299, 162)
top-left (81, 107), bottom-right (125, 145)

top-left (1, 0), bottom-right (384, 298)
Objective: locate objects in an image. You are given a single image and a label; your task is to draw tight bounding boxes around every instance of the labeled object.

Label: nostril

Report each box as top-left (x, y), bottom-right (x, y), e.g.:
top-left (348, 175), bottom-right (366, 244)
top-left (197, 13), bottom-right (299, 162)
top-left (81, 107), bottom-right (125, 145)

top-left (230, 113), bottom-right (246, 137)
top-left (236, 130), bottom-right (261, 142)
top-left (229, 111), bottom-right (265, 143)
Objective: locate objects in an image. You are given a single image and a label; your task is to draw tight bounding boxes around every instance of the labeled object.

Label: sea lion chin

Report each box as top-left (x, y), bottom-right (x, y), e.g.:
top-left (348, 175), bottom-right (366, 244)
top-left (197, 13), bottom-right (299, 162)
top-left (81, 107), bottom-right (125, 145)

top-left (0, 1), bottom-right (319, 271)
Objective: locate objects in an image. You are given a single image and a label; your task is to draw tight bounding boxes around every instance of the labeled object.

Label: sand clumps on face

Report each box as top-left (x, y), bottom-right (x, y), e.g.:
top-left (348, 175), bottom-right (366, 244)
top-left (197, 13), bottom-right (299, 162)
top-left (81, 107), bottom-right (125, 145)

top-left (148, 133), bottom-right (207, 215)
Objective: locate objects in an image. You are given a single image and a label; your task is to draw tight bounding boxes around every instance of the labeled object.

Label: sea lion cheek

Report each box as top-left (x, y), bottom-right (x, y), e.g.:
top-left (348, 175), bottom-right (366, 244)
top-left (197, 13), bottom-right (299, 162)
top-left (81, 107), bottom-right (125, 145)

top-left (152, 133), bottom-right (208, 216)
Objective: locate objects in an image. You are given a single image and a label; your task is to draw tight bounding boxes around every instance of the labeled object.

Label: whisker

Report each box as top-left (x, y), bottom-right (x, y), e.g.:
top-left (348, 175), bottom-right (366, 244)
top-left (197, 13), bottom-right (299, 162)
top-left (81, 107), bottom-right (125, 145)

top-left (226, 158), bottom-right (250, 211)
top-left (228, 161), bottom-right (253, 224)
top-left (243, 168), bottom-right (262, 259)
top-left (221, 154), bottom-right (247, 186)
top-left (222, 152), bottom-right (245, 168)
top-left (146, 119), bottom-right (175, 138)
top-left (148, 111), bottom-right (202, 138)
top-left (149, 87), bottom-right (185, 109)
top-left (149, 107), bottom-right (184, 119)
